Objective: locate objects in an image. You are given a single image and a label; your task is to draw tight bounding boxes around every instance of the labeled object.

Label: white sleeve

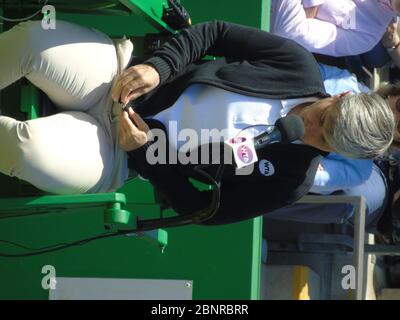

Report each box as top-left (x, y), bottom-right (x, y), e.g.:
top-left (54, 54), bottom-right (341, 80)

top-left (271, 0), bottom-right (381, 57)
top-left (288, 18), bottom-right (380, 57)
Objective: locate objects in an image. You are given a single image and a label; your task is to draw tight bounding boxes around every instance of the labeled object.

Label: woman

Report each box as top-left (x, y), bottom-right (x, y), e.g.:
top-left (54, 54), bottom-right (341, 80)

top-left (266, 65), bottom-right (400, 234)
top-left (0, 20), bottom-right (395, 225)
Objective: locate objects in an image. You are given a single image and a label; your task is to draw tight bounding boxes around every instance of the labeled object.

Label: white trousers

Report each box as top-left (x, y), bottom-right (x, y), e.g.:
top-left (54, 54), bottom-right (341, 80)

top-left (0, 20), bottom-right (134, 194)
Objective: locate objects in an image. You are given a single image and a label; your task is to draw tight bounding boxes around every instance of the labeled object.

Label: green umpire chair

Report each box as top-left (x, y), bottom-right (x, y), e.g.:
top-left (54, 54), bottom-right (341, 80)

top-left (0, 0), bottom-right (191, 248)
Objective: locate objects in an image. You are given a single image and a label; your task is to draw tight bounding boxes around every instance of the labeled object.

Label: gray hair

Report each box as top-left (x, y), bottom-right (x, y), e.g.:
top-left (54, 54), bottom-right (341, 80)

top-left (324, 93), bottom-right (395, 159)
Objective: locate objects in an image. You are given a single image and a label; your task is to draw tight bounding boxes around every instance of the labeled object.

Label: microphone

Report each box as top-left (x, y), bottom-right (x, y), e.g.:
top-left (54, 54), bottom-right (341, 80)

top-left (253, 115), bottom-right (305, 150)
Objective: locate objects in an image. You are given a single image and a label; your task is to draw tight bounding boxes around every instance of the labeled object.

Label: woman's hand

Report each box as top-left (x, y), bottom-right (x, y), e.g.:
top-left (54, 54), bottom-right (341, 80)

top-left (119, 108), bottom-right (151, 152)
top-left (112, 64), bottom-right (160, 105)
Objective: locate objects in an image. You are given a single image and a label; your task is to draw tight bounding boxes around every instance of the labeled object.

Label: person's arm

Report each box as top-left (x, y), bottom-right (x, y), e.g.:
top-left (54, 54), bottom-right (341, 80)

top-left (130, 143), bottom-right (294, 225)
top-left (119, 108), bottom-right (211, 214)
top-left (382, 19), bottom-right (400, 69)
top-left (310, 153), bottom-right (373, 194)
top-left (129, 141), bottom-right (300, 225)
top-left (288, 19), bottom-right (378, 57)
top-left (143, 20), bottom-right (312, 85)
top-left (128, 143), bottom-right (214, 216)
top-left (120, 109), bottom-right (301, 225)
top-left (113, 20), bottom-right (318, 104)
top-left (273, 0), bottom-right (379, 57)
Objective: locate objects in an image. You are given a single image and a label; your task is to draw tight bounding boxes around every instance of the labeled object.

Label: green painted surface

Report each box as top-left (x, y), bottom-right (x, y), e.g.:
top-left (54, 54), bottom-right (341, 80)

top-left (56, 11), bottom-right (158, 38)
top-left (181, 0), bottom-right (269, 29)
top-left (0, 193), bottom-right (126, 211)
top-left (119, 0), bottom-right (174, 32)
top-left (0, 0), bottom-right (270, 299)
top-left (20, 86), bottom-right (39, 121)
top-left (0, 204), bottom-right (260, 299)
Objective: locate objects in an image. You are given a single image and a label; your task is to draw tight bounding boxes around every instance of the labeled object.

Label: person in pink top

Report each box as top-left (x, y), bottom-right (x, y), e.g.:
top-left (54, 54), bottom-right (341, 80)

top-left (270, 0), bottom-right (399, 57)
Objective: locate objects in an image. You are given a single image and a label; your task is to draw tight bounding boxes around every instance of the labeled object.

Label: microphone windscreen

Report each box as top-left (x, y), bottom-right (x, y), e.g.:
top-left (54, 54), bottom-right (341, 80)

top-left (275, 115), bottom-right (305, 144)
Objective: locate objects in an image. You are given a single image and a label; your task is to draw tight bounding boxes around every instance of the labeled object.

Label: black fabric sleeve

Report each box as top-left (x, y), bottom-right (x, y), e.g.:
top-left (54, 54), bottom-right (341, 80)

top-left (128, 144), bottom-right (306, 225)
top-left (144, 20), bottom-right (315, 86)
top-left (128, 144), bottom-right (213, 216)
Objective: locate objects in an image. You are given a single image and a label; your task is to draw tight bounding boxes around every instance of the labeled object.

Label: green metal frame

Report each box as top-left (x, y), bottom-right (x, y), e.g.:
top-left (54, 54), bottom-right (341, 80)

top-left (2, 0), bottom-right (174, 32)
top-left (4, 0), bottom-right (181, 246)
top-left (119, 0), bottom-right (175, 33)
top-left (0, 0), bottom-right (270, 300)
top-left (0, 193), bottom-right (126, 214)
top-left (0, 191), bottom-right (168, 248)
top-left (20, 84), bottom-right (39, 119)
top-left (0, 0), bottom-right (173, 248)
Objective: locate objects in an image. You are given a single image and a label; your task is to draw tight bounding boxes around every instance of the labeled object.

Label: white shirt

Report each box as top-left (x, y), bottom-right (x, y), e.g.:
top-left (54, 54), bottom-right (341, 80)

top-left (271, 0), bottom-right (397, 57)
top-left (152, 84), bottom-right (317, 152)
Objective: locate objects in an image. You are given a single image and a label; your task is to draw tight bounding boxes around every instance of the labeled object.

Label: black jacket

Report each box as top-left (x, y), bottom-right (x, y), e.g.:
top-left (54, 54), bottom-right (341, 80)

top-left (128, 20), bottom-right (329, 225)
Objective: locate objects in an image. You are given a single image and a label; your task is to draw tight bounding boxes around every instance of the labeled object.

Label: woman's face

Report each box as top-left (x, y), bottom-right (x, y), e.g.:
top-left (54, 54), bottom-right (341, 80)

top-left (294, 93), bottom-right (350, 153)
top-left (298, 98), bottom-right (336, 152)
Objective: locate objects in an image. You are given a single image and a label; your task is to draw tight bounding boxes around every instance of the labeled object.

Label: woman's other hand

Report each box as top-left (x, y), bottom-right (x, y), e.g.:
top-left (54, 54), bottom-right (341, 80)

top-left (119, 107), bottom-right (151, 152)
top-left (112, 64), bottom-right (160, 105)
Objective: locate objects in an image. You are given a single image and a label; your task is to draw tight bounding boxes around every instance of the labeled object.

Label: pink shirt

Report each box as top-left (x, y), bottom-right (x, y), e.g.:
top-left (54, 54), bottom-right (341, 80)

top-left (271, 0), bottom-right (397, 57)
